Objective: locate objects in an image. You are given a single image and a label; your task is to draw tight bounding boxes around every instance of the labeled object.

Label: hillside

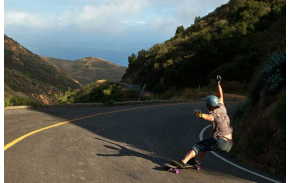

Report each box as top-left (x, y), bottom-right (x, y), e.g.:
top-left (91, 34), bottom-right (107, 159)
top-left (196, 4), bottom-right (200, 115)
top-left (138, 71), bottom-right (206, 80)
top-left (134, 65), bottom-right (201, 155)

top-left (4, 35), bottom-right (81, 105)
top-left (122, 0), bottom-right (286, 90)
top-left (40, 56), bottom-right (127, 85)
top-left (230, 52), bottom-right (286, 176)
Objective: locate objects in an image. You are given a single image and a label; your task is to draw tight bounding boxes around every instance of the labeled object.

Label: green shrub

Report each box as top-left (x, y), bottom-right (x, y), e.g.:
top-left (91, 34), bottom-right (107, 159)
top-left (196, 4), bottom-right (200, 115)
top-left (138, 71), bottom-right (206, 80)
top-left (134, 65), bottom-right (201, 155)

top-left (55, 88), bottom-right (76, 104)
top-left (109, 85), bottom-right (125, 102)
top-left (88, 87), bottom-right (104, 102)
top-left (4, 98), bottom-right (11, 107)
top-left (263, 53), bottom-right (286, 93)
top-left (248, 52), bottom-right (286, 105)
top-left (55, 82), bottom-right (142, 104)
top-left (6, 97), bottom-right (43, 107)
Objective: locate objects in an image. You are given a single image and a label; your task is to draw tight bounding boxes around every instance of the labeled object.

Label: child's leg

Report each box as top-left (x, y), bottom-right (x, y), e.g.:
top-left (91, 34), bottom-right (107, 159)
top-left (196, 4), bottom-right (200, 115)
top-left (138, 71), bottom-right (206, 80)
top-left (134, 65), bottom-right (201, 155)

top-left (181, 150), bottom-right (208, 164)
top-left (173, 137), bottom-right (216, 168)
top-left (187, 151), bottom-right (206, 166)
top-left (195, 151), bottom-right (207, 161)
top-left (182, 150), bottom-right (196, 164)
top-left (186, 137), bottom-right (216, 164)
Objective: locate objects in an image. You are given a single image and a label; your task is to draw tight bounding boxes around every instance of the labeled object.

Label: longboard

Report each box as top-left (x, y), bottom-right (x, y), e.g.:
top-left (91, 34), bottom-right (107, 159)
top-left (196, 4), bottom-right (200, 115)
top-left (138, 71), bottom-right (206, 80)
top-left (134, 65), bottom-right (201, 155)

top-left (164, 160), bottom-right (200, 174)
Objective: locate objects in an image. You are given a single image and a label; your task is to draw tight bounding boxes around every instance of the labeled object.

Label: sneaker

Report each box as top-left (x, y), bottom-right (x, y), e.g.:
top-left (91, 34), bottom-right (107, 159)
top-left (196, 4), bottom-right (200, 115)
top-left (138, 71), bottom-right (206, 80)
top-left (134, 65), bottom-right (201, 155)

top-left (187, 158), bottom-right (201, 167)
top-left (170, 160), bottom-right (187, 169)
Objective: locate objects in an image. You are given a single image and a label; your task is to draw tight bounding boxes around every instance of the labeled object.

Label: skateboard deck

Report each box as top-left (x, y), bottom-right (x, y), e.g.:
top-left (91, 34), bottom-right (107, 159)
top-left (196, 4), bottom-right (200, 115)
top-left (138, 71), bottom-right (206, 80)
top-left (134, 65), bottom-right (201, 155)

top-left (164, 160), bottom-right (200, 174)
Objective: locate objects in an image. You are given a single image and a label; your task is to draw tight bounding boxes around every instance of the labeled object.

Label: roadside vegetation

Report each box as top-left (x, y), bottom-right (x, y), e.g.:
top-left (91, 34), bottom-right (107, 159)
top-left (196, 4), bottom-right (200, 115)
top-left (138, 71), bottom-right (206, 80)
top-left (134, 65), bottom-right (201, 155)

top-left (161, 80), bottom-right (247, 100)
top-left (54, 82), bottom-right (148, 106)
top-left (230, 52), bottom-right (286, 176)
top-left (52, 79), bottom-right (247, 107)
top-left (4, 97), bottom-right (43, 107)
top-left (122, 0), bottom-right (286, 91)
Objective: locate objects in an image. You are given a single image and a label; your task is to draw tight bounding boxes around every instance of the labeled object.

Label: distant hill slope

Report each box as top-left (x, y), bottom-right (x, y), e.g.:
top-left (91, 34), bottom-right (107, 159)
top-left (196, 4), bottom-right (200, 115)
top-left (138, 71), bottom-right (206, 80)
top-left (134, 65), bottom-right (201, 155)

top-left (4, 35), bottom-right (81, 104)
top-left (40, 56), bottom-right (127, 85)
top-left (122, 0), bottom-right (286, 90)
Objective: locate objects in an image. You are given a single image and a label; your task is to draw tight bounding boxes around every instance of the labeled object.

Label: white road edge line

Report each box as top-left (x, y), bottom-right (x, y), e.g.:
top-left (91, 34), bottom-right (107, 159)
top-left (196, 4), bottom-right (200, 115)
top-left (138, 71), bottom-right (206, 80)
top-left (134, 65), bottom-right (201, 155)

top-left (199, 125), bottom-right (281, 183)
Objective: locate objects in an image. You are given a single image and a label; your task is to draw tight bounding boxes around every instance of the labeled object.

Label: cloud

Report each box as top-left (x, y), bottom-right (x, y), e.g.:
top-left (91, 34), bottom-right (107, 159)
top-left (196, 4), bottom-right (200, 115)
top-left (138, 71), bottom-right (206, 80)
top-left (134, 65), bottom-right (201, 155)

top-left (5, 12), bottom-right (55, 29)
top-left (135, 21), bottom-right (146, 25)
top-left (5, 12), bottom-right (28, 25)
top-left (175, 0), bottom-right (229, 24)
top-left (5, 0), bottom-right (150, 34)
top-left (146, 0), bottom-right (229, 35)
top-left (5, 0), bottom-right (229, 35)
top-left (147, 17), bottom-right (176, 35)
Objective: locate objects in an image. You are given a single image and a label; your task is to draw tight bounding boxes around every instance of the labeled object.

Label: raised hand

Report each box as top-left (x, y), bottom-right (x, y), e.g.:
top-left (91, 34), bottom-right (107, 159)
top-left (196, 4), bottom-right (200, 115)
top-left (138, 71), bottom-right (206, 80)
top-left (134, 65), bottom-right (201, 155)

top-left (216, 75), bottom-right (222, 85)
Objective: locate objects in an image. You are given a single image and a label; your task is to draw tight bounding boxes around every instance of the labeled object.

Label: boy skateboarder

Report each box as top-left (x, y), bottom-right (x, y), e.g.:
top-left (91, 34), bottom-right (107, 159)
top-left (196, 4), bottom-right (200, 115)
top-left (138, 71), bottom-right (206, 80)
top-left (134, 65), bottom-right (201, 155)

top-left (171, 75), bottom-right (233, 169)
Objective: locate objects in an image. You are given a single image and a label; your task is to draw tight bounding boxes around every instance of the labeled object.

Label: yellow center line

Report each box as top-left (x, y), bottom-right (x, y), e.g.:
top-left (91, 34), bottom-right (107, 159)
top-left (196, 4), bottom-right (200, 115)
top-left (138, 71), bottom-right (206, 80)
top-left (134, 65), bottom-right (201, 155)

top-left (4, 103), bottom-right (189, 151)
top-left (4, 101), bottom-right (239, 151)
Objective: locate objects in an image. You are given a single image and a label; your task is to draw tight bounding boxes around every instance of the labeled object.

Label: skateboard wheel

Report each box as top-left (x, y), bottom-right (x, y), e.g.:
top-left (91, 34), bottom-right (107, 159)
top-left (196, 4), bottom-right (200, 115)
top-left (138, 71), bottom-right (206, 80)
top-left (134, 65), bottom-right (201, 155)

top-left (175, 169), bottom-right (179, 174)
top-left (196, 166), bottom-right (200, 170)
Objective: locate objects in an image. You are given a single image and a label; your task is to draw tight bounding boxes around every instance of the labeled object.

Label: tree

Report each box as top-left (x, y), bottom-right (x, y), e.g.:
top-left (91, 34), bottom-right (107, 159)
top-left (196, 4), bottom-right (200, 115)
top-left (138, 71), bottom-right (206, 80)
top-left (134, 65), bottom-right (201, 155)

top-left (194, 16), bottom-right (201, 24)
top-left (229, 0), bottom-right (245, 10)
top-left (128, 53), bottom-right (137, 65)
top-left (236, 22), bottom-right (247, 35)
top-left (137, 49), bottom-right (147, 59)
top-left (175, 25), bottom-right (185, 35)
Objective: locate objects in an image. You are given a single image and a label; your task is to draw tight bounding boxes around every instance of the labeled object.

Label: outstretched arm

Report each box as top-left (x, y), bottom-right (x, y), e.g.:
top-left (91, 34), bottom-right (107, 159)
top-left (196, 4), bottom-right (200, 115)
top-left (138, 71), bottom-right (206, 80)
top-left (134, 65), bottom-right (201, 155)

top-left (201, 113), bottom-right (214, 122)
top-left (216, 75), bottom-right (224, 104)
top-left (218, 84), bottom-right (224, 104)
top-left (194, 109), bottom-right (214, 122)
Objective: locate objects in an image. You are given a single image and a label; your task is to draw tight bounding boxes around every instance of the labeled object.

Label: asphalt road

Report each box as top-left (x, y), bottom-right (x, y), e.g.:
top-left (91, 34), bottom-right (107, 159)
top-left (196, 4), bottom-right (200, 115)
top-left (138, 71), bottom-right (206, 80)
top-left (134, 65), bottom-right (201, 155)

top-left (4, 102), bottom-right (285, 183)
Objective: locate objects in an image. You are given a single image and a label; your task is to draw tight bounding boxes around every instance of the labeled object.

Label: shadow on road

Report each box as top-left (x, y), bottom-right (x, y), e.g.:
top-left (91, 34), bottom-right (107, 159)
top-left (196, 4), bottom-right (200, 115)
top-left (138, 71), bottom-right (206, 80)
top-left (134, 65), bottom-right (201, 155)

top-left (95, 137), bottom-right (167, 170)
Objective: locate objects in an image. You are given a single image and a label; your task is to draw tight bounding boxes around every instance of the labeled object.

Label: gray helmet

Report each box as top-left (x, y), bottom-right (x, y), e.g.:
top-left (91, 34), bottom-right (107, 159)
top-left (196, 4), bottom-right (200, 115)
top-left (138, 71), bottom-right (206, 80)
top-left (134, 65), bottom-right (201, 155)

top-left (205, 95), bottom-right (219, 107)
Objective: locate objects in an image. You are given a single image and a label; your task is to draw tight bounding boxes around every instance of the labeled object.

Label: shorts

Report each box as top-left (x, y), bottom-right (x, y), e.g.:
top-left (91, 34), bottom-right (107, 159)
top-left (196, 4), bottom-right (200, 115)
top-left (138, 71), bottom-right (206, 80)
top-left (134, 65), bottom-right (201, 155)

top-left (190, 137), bottom-right (233, 154)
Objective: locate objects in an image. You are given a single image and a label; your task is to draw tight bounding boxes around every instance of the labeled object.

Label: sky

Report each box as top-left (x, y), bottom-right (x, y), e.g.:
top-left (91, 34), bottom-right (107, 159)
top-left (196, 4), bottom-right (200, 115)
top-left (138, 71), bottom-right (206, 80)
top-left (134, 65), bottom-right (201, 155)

top-left (4, 0), bottom-right (229, 66)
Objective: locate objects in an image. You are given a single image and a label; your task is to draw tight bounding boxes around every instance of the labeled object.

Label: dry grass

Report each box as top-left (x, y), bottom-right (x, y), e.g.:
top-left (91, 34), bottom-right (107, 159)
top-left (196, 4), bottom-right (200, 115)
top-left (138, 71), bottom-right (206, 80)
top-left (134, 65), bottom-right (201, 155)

top-left (223, 93), bottom-right (248, 100)
top-left (162, 89), bottom-right (247, 101)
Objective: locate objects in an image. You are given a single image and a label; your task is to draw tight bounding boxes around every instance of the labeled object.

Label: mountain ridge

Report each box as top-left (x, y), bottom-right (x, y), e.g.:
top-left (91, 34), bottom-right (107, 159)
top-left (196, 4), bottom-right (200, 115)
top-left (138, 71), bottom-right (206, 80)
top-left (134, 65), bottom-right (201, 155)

top-left (4, 34), bottom-right (81, 104)
top-left (40, 56), bottom-right (127, 85)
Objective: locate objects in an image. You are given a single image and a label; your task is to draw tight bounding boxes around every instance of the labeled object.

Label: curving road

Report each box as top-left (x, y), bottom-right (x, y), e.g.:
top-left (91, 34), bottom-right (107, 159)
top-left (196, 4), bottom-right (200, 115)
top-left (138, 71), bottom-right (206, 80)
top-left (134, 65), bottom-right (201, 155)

top-left (4, 102), bottom-right (285, 183)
